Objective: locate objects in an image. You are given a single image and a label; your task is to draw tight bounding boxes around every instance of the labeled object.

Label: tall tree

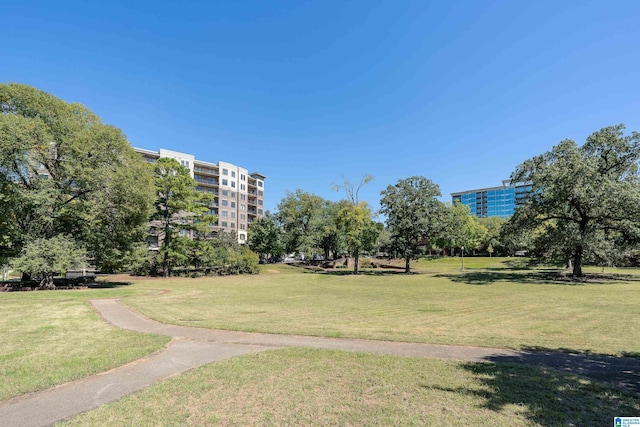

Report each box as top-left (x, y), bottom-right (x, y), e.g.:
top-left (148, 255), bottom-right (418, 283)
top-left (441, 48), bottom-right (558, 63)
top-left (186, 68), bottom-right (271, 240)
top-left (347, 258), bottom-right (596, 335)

top-left (333, 175), bottom-right (379, 274)
top-left (0, 83), bottom-right (155, 273)
top-left (248, 212), bottom-right (284, 261)
top-left (317, 199), bottom-right (349, 260)
top-left (276, 189), bottom-right (324, 256)
top-left (336, 202), bottom-right (380, 274)
top-left (443, 202), bottom-right (486, 259)
top-left (152, 157), bottom-right (213, 277)
top-left (380, 176), bottom-right (444, 273)
top-left (508, 124), bottom-right (640, 276)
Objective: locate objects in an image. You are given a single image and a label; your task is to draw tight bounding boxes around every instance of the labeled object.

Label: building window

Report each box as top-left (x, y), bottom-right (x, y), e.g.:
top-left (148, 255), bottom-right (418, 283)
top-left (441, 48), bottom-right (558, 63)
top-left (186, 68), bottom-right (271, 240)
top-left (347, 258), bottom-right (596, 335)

top-left (240, 214), bottom-right (245, 220)
top-left (231, 171), bottom-right (236, 178)
top-left (221, 210), bottom-right (228, 217)
top-left (221, 200), bottom-right (228, 206)
top-left (222, 190), bottom-right (229, 196)
top-left (258, 190), bottom-right (263, 196)
top-left (231, 192), bottom-right (236, 198)
top-left (231, 201), bottom-right (236, 208)
top-left (222, 169), bottom-right (228, 175)
top-left (241, 174), bottom-right (246, 181)
top-left (240, 194), bottom-right (246, 201)
top-left (240, 204), bottom-right (245, 211)
top-left (258, 200), bottom-right (263, 205)
top-left (240, 184), bottom-right (246, 191)
top-left (258, 209), bottom-right (263, 215)
top-left (231, 181), bottom-right (236, 188)
top-left (258, 181), bottom-right (263, 187)
top-left (222, 179), bottom-right (228, 186)
top-left (231, 222), bottom-right (235, 228)
top-left (231, 212), bottom-right (236, 218)
top-left (221, 221), bottom-right (227, 227)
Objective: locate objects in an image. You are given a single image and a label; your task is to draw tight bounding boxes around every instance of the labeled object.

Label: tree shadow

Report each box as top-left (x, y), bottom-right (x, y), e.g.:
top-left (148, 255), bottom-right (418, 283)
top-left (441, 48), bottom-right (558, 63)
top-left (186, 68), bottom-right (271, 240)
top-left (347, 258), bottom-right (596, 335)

top-left (436, 271), bottom-right (640, 286)
top-left (318, 269), bottom-right (416, 276)
top-left (483, 346), bottom-right (640, 394)
top-left (87, 281), bottom-right (132, 288)
top-left (426, 355), bottom-right (640, 425)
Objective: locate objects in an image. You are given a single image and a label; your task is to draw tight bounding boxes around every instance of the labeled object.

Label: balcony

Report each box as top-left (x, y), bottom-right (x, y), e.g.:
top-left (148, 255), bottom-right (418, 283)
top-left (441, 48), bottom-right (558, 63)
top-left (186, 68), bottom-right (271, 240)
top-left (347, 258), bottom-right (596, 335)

top-left (194, 166), bottom-right (218, 176)
top-left (195, 176), bottom-right (219, 186)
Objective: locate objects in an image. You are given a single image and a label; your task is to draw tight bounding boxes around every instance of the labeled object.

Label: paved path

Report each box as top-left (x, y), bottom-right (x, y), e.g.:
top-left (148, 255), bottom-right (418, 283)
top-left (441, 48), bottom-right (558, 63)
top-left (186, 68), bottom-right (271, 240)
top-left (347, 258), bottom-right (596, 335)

top-left (1, 298), bottom-right (639, 426)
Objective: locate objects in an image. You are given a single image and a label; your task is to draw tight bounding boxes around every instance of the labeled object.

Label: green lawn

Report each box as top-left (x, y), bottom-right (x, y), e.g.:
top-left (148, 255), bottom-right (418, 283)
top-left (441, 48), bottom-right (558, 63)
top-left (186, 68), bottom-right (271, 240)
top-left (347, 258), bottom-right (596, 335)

top-left (59, 347), bottom-right (640, 427)
top-left (0, 288), bottom-right (170, 401)
top-left (120, 260), bottom-right (640, 355)
top-left (3, 257), bottom-right (640, 425)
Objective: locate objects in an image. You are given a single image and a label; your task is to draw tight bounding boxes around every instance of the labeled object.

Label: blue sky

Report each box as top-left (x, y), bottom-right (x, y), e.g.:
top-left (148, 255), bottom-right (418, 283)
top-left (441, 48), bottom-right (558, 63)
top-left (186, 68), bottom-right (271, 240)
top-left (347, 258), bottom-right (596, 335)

top-left (3, 0), bottom-right (640, 214)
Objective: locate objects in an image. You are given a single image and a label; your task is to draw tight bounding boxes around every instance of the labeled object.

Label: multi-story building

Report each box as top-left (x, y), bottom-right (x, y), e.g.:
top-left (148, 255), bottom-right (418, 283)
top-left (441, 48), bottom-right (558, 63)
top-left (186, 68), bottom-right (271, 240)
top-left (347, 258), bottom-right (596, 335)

top-left (135, 148), bottom-right (266, 243)
top-left (451, 180), bottom-right (530, 218)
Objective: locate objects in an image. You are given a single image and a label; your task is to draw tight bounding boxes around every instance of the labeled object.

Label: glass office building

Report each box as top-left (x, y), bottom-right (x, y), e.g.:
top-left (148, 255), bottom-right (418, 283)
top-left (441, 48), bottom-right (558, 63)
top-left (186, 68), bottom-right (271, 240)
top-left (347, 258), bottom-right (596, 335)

top-left (451, 180), bottom-right (531, 218)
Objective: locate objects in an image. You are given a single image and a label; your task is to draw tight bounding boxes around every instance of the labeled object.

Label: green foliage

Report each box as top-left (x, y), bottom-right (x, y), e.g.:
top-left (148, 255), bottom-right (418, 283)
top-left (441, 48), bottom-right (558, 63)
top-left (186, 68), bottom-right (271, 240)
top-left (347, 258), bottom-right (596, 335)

top-left (336, 202), bottom-right (380, 274)
top-left (507, 124), bottom-right (640, 276)
top-left (248, 212), bottom-right (284, 260)
top-left (316, 199), bottom-right (350, 260)
top-left (380, 176), bottom-right (444, 272)
top-left (442, 203), bottom-right (487, 255)
top-left (276, 189), bottom-right (324, 256)
top-left (0, 83), bottom-right (155, 272)
top-left (221, 245), bottom-right (260, 275)
top-left (10, 235), bottom-right (86, 289)
top-left (478, 216), bottom-right (506, 255)
top-left (151, 157), bottom-right (214, 277)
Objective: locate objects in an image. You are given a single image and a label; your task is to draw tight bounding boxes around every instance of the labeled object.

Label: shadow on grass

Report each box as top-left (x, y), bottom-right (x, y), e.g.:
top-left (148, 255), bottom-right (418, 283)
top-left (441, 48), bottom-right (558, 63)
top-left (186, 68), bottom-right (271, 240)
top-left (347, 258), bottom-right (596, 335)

top-left (436, 270), bottom-right (640, 285)
top-left (87, 281), bottom-right (132, 289)
top-left (427, 355), bottom-right (640, 425)
top-left (317, 269), bottom-right (415, 276)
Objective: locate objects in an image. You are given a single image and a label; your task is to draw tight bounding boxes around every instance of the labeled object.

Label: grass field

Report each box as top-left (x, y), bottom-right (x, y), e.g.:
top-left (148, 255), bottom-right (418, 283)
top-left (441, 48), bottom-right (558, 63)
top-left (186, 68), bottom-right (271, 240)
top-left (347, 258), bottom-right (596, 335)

top-left (60, 348), bottom-right (640, 426)
top-left (3, 256), bottom-right (640, 424)
top-left (120, 259), bottom-right (640, 356)
top-left (0, 289), bottom-right (170, 401)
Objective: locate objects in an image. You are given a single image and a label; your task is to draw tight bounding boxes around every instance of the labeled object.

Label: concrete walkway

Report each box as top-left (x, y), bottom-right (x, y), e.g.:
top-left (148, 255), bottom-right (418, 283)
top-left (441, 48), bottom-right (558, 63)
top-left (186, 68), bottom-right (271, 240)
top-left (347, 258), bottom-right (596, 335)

top-left (1, 298), bottom-right (639, 426)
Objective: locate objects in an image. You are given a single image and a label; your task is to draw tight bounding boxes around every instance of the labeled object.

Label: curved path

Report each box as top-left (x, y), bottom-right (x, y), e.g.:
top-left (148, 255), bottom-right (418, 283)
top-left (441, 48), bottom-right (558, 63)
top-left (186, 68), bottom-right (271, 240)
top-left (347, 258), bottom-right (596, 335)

top-left (1, 299), bottom-right (639, 427)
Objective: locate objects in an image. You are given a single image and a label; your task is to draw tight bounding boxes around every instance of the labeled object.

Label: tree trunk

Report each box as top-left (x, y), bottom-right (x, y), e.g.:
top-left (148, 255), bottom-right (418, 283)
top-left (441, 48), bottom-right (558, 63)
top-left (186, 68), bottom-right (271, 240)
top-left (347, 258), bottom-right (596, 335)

top-left (21, 272), bottom-right (31, 281)
top-left (353, 249), bottom-right (359, 275)
top-left (38, 274), bottom-right (56, 290)
top-left (162, 223), bottom-right (171, 278)
top-left (405, 256), bottom-right (410, 273)
top-left (572, 246), bottom-right (583, 277)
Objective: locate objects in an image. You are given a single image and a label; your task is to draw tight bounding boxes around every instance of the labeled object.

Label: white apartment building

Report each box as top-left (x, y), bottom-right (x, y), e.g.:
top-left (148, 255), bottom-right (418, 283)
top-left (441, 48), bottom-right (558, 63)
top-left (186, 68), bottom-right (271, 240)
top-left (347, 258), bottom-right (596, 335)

top-left (135, 148), bottom-right (266, 243)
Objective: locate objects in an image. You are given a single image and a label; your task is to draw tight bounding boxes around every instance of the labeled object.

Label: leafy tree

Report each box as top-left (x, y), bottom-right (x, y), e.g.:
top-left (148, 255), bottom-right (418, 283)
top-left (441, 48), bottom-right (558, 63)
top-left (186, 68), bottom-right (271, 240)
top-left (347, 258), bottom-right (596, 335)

top-left (317, 199), bottom-right (349, 260)
top-left (276, 189), bottom-right (324, 256)
top-left (333, 175), bottom-right (380, 274)
top-left (11, 235), bottom-right (86, 289)
top-left (0, 83), bottom-right (154, 272)
top-left (508, 124), bottom-right (640, 276)
top-left (443, 203), bottom-right (486, 260)
top-left (248, 212), bottom-right (284, 261)
top-left (478, 216), bottom-right (506, 256)
top-left (380, 176), bottom-right (444, 273)
top-left (152, 157), bottom-right (213, 277)
top-left (336, 202), bottom-right (380, 274)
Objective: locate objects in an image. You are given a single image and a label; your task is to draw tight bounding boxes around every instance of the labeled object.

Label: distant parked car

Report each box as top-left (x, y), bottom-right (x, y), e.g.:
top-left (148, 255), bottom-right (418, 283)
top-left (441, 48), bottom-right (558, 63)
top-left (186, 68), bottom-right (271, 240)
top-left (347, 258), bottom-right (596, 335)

top-left (515, 250), bottom-right (528, 257)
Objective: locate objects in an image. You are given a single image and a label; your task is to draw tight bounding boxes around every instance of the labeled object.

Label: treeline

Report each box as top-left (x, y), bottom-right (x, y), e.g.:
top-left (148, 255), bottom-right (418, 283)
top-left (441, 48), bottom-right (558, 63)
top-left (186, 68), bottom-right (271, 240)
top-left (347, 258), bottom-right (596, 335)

top-left (247, 180), bottom-right (519, 274)
top-left (3, 84), bottom-right (639, 282)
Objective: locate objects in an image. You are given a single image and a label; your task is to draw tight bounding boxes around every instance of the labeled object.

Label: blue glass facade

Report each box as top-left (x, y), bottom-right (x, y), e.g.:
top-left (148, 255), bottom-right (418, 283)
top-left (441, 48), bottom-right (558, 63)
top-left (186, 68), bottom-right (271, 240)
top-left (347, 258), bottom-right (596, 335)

top-left (452, 183), bottom-right (531, 218)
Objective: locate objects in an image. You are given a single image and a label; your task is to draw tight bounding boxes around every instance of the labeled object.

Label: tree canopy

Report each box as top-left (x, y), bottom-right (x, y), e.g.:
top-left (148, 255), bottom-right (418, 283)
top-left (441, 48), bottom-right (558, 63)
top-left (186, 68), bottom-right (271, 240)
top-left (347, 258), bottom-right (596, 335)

top-left (380, 176), bottom-right (444, 272)
top-left (0, 83), bottom-right (155, 272)
top-left (507, 124), bottom-right (640, 276)
top-left (151, 157), bottom-right (214, 277)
